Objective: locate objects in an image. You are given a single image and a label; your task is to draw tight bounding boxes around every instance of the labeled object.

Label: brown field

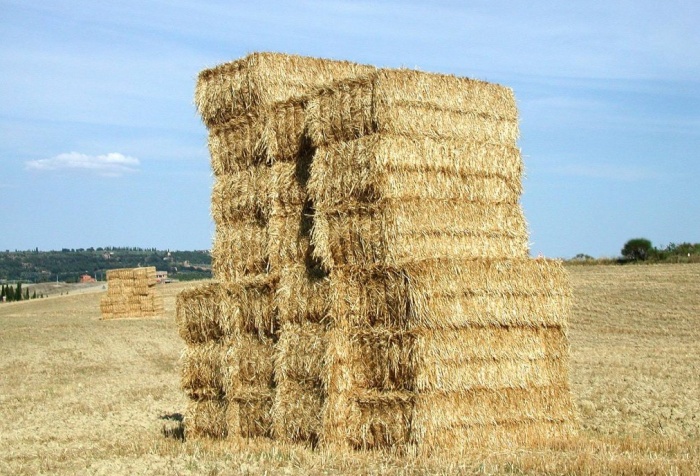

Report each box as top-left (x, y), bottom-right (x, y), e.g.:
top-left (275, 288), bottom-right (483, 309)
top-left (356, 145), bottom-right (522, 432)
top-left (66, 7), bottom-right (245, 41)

top-left (1, 264), bottom-right (698, 475)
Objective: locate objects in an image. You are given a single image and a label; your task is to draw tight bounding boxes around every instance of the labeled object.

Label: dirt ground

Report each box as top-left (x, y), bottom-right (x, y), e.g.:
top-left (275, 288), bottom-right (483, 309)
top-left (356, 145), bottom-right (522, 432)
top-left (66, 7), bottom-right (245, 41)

top-left (0, 265), bottom-right (698, 475)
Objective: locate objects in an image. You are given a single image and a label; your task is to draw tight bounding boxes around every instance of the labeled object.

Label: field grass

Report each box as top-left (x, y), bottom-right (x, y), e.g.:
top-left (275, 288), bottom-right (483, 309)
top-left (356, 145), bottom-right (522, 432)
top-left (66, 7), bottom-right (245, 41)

top-left (1, 264), bottom-right (698, 475)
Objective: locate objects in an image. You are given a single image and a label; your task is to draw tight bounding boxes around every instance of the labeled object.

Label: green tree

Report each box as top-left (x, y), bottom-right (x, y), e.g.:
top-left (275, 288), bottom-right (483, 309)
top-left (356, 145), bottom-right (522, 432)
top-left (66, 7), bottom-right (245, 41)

top-left (15, 282), bottom-right (22, 301)
top-left (621, 238), bottom-right (654, 261)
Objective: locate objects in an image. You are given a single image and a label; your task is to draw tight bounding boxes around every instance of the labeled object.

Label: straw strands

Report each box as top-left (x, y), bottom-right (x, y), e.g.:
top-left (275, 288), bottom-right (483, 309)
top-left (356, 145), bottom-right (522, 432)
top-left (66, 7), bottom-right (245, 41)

top-left (181, 52), bottom-right (577, 453)
top-left (195, 52), bottom-right (374, 127)
top-left (100, 266), bottom-right (163, 319)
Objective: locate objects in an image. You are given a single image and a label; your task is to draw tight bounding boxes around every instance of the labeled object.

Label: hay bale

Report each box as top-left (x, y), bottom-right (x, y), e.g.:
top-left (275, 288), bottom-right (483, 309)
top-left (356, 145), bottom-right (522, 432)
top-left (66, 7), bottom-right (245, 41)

top-left (308, 134), bottom-right (523, 210)
top-left (272, 378), bottom-right (324, 444)
top-left (328, 258), bottom-right (571, 329)
top-left (176, 283), bottom-right (222, 345)
top-left (307, 134), bottom-right (528, 269)
top-left (185, 397), bottom-right (230, 439)
top-left (210, 166), bottom-right (272, 226)
top-left (195, 52), bottom-right (374, 127)
top-left (218, 275), bottom-right (279, 337)
top-left (321, 390), bottom-right (412, 451)
top-left (312, 204), bottom-right (529, 270)
top-left (180, 341), bottom-right (225, 400)
top-left (305, 69), bottom-right (518, 147)
top-left (276, 264), bottom-right (329, 326)
top-left (228, 390), bottom-right (275, 438)
top-left (211, 221), bottom-right (269, 280)
top-left (100, 266), bottom-right (163, 319)
top-left (323, 326), bottom-right (569, 393)
top-left (208, 98), bottom-right (312, 175)
top-left (222, 333), bottom-right (275, 397)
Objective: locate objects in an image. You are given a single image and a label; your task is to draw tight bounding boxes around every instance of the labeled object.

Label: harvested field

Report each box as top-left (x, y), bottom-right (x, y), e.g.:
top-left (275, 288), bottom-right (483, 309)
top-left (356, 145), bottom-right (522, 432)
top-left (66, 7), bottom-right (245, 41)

top-left (0, 264), bottom-right (698, 474)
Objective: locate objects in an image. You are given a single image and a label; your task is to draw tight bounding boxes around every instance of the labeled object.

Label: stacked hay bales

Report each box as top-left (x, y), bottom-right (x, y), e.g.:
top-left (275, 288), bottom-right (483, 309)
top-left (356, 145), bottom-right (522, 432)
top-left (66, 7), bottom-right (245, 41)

top-left (180, 53), bottom-right (577, 452)
top-left (179, 53), bottom-right (374, 440)
top-left (304, 69), bottom-right (576, 453)
top-left (100, 267), bottom-right (163, 319)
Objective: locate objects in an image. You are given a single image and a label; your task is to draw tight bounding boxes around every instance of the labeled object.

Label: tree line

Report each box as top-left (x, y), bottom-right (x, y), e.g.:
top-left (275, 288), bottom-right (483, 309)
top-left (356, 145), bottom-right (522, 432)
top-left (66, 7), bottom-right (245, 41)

top-left (572, 239), bottom-right (700, 264)
top-left (0, 248), bottom-right (212, 283)
top-left (1, 282), bottom-right (40, 302)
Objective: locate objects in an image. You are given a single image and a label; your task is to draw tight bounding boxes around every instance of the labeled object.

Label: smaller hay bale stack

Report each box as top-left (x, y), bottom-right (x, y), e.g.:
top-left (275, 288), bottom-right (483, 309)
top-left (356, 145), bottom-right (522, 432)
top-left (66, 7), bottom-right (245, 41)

top-left (100, 267), bottom-right (163, 319)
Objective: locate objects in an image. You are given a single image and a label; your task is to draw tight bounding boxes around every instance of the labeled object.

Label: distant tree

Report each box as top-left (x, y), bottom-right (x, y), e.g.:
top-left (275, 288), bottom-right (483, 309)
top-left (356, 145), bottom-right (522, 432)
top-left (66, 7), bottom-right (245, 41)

top-left (621, 238), bottom-right (654, 261)
top-left (32, 290), bottom-right (37, 299)
top-left (15, 282), bottom-right (22, 301)
top-left (24, 288), bottom-right (30, 300)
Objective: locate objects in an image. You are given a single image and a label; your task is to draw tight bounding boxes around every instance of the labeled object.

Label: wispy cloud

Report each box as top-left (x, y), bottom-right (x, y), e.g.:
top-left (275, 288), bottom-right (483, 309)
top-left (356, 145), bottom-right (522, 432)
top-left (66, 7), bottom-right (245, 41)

top-left (25, 152), bottom-right (140, 177)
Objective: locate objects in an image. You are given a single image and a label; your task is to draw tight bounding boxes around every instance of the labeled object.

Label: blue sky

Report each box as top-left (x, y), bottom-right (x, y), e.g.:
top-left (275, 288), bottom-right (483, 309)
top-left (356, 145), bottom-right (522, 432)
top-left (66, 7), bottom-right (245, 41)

top-left (1, 0), bottom-right (698, 258)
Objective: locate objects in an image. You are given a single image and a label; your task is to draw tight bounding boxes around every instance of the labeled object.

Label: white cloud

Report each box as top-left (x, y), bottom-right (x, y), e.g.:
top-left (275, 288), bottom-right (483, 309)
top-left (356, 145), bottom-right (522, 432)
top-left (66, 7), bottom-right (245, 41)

top-left (25, 152), bottom-right (140, 177)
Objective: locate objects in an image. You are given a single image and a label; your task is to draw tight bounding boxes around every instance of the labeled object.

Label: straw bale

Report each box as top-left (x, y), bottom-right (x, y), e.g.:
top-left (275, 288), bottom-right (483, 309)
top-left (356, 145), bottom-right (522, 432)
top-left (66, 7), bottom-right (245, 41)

top-left (322, 386), bottom-right (575, 452)
top-left (195, 52), bottom-right (374, 127)
top-left (324, 326), bottom-right (569, 392)
top-left (308, 134), bottom-right (523, 210)
top-left (210, 166), bottom-right (272, 226)
top-left (208, 99), bottom-right (311, 175)
top-left (208, 114), bottom-right (266, 174)
top-left (211, 221), bottom-right (269, 280)
top-left (260, 97), bottom-right (310, 163)
top-left (102, 266), bottom-right (160, 318)
top-left (222, 333), bottom-right (275, 397)
top-left (218, 275), bottom-right (278, 337)
top-left (305, 69), bottom-right (518, 147)
top-left (312, 203), bottom-right (529, 270)
top-left (329, 258), bottom-right (571, 329)
top-left (411, 386), bottom-right (576, 431)
top-left (321, 390), bottom-right (412, 450)
top-left (276, 265), bottom-right (330, 326)
top-left (180, 341), bottom-right (225, 400)
top-left (274, 322), bottom-right (327, 385)
top-left (228, 389), bottom-right (275, 438)
top-left (269, 161), bottom-right (307, 207)
top-left (272, 378), bottom-right (324, 444)
top-left (185, 397), bottom-right (229, 439)
top-left (267, 211), bottom-right (310, 272)
top-left (176, 283), bottom-right (222, 345)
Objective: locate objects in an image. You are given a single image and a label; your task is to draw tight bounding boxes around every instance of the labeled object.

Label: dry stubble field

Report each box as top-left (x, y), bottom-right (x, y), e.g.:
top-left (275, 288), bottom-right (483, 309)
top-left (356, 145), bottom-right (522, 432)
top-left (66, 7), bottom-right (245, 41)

top-left (0, 264), bottom-right (698, 475)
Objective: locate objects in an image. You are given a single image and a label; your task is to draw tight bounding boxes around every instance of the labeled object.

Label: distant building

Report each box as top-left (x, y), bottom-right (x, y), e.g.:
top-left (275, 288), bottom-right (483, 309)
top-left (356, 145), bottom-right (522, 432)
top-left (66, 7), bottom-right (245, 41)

top-left (80, 274), bottom-right (96, 283)
top-left (156, 271), bottom-right (168, 283)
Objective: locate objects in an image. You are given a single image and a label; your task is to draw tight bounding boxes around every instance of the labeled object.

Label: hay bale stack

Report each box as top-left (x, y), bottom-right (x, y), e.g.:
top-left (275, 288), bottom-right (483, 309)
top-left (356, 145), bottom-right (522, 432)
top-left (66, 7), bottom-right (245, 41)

top-left (303, 68), bottom-right (576, 453)
top-left (182, 53), bottom-right (577, 453)
top-left (322, 258), bottom-right (576, 451)
top-left (177, 276), bottom-right (278, 439)
top-left (183, 53), bottom-right (373, 441)
top-left (99, 267), bottom-right (163, 319)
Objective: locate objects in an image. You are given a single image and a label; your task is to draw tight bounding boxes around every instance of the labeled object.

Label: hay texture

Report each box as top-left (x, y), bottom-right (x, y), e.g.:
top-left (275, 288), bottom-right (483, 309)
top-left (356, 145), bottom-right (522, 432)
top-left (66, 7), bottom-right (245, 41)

top-left (100, 267), bottom-right (163, 319)
top-left (305, 68), bottom-right (518, 147)
top-left (195, 52), bottom-right (374, 128)
top-left (186, 52), bottom-right (577, 453)
top-left (307, 134), bottom-right (528, 270)
top-left (322, 259), bottom-right (576, 453)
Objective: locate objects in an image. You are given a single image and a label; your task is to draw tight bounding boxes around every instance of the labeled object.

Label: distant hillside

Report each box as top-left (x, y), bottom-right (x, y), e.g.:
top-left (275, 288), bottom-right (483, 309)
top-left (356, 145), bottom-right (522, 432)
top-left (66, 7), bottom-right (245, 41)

top-left (0, 247), bottom-right (211, 283)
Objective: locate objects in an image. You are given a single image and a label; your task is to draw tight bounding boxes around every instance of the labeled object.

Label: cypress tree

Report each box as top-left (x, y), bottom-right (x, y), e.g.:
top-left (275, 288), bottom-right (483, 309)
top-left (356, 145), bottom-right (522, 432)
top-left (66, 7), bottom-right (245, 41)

top-left (15, 282), bottom-right (22, 301)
